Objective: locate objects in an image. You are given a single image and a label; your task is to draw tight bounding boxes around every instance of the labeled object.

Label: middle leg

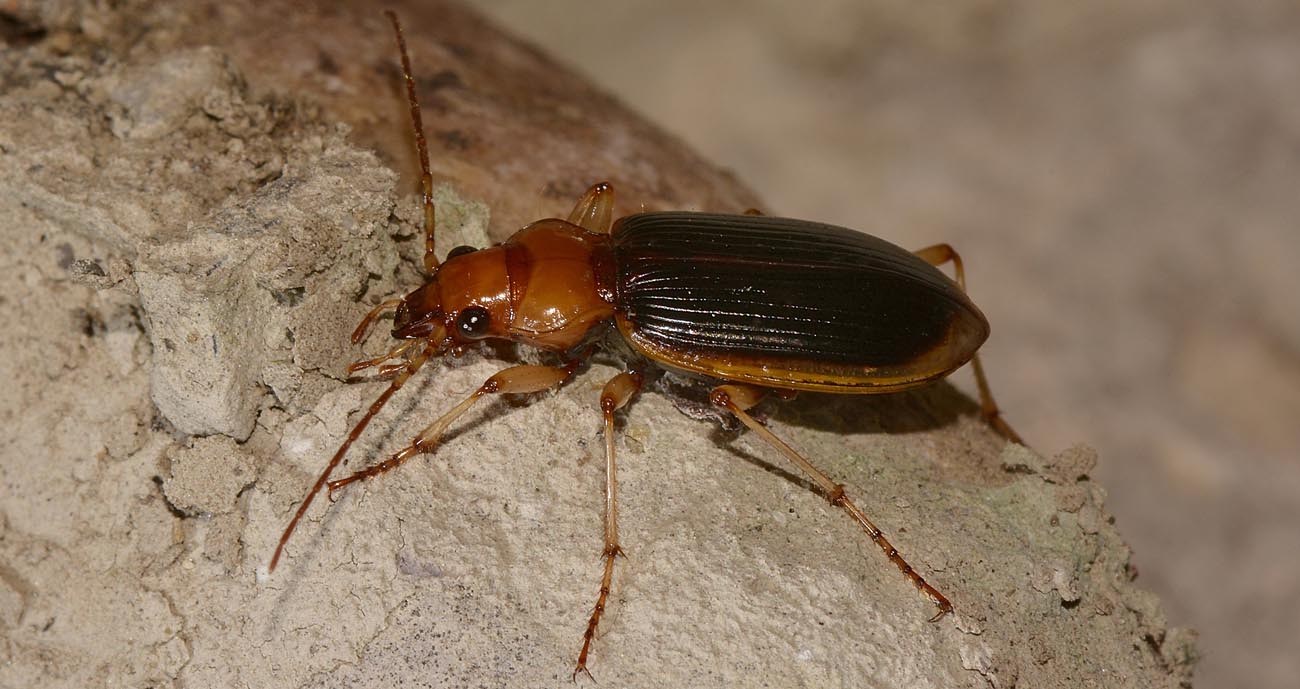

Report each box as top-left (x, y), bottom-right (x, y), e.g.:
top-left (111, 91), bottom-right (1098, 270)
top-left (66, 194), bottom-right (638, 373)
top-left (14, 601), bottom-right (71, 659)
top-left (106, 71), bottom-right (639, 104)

top-left (573, 370), bottom-right (643, 681)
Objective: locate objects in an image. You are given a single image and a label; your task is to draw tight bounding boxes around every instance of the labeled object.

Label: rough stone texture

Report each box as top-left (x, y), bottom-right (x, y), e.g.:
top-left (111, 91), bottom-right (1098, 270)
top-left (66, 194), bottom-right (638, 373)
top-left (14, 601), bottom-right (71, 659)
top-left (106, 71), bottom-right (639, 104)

top-left (0, 2), bottom-right (1193, 688)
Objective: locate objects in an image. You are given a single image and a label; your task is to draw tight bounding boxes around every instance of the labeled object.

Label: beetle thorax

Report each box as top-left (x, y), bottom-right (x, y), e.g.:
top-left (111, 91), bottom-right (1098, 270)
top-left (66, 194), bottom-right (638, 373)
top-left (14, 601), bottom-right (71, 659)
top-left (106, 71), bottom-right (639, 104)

top-left (410, 219), bottom-right (614, 350)
top-left (500, 220), bottom-right (615, 350)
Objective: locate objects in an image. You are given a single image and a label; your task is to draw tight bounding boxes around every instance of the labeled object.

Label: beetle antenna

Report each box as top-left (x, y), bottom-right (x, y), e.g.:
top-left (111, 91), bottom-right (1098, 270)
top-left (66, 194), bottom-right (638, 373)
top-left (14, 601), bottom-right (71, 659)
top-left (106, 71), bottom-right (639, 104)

top-left (385, 10), bottom-right (439, 273)
top-left (269, 338), bottom-right (441, 573)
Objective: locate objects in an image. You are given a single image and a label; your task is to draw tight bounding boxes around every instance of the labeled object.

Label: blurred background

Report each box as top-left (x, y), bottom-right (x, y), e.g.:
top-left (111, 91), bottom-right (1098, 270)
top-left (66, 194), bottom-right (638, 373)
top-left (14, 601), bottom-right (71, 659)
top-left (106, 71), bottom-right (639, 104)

top-left (477, 2), bottom-right (1300, 688)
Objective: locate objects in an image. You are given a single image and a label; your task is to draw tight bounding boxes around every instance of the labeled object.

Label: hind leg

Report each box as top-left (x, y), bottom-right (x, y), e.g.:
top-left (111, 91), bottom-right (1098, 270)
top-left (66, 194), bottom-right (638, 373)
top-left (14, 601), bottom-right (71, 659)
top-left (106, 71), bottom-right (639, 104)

top-left (913, 243), bottom-right (1023, 444)
top-left (710, 383), bottom-right (953, 619)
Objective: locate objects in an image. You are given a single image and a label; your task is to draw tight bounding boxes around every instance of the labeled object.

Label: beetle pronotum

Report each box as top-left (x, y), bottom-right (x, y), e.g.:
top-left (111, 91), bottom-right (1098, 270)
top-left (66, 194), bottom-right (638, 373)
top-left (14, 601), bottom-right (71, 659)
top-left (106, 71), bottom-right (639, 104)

top-left (269, 11), bottom-right (1022, 679)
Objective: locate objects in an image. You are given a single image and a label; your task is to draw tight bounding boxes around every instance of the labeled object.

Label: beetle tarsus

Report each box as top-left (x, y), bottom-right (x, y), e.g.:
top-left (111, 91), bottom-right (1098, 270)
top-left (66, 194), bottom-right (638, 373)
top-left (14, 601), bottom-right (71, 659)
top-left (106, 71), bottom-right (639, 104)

top-left (928, 600), bottom-right (955, 622)
top-left (571, 663), bottom-right (596, 683)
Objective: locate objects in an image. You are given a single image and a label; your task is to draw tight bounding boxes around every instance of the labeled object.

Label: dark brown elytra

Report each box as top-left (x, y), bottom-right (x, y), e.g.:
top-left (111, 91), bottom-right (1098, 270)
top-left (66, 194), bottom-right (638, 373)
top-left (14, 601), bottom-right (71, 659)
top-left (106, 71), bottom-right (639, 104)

top-left (268, 11), bottom-right (1023, 681)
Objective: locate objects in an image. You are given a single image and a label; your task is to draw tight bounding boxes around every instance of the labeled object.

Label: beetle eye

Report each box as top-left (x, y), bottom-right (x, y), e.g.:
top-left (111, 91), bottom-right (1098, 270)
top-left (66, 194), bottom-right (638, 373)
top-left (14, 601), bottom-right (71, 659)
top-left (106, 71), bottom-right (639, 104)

top-left (455, 305), bottom-right (492, 339)
top-left (446, 245), bottom-right (477, 260)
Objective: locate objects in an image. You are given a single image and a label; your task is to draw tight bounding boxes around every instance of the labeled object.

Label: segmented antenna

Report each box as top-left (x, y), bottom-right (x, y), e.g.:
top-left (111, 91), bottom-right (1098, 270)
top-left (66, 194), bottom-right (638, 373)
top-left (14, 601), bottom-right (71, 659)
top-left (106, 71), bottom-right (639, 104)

top-left (385, 10), bottom-right (439, 274)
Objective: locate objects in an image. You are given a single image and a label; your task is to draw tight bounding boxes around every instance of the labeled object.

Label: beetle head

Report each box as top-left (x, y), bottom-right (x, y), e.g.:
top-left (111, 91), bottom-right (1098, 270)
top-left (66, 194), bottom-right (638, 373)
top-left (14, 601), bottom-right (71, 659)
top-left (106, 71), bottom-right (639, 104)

top-left (391, 245), bottom-right (512, 345)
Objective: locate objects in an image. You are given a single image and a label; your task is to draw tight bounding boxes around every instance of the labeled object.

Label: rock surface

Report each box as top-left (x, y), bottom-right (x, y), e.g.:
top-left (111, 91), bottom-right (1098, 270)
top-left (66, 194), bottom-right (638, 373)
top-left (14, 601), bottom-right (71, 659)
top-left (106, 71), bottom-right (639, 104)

top-left (0, 1), bottom-right (1194, 687)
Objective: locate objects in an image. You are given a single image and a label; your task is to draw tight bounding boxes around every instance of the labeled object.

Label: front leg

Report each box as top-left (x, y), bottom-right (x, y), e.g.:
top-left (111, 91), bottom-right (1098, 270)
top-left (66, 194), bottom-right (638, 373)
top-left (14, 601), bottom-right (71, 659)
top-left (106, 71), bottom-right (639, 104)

top-left (327, 362), bottom-right (580, 493)
top-left (567, 182), bottom-right (616, 234)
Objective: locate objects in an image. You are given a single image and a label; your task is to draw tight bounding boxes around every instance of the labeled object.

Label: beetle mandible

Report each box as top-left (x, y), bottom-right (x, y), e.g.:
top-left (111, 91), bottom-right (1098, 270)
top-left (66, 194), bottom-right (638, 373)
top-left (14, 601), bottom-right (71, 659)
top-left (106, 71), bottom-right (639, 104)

top-left (268, 11), bottom-right (1023, 680)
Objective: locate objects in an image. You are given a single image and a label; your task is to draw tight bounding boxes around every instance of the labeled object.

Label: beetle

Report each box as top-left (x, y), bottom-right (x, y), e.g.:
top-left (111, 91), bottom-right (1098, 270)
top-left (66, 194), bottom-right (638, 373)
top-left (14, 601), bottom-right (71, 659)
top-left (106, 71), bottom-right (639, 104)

top-left (268, 11), bottom-right (1022, 680)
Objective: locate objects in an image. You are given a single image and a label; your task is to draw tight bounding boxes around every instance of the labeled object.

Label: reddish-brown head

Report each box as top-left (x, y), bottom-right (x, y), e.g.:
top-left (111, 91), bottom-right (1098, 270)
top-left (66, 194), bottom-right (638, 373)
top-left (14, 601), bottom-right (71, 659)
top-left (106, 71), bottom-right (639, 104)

top-left (391, 244), bottom-right (513, 345)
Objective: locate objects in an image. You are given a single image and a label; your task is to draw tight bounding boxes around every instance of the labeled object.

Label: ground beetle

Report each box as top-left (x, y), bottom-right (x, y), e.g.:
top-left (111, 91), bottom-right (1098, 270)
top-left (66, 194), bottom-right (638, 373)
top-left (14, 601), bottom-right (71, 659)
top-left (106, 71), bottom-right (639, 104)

top-left (269, 12), bottom-right (1022, 680)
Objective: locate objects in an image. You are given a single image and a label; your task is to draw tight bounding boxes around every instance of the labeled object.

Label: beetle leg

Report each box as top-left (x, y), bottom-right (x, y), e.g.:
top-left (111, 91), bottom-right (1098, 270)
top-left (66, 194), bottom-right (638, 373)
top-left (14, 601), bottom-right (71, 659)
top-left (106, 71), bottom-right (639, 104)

top-left (270, 339), bottom-right (441, 573)
top-left (346, 338), bottom-right (417, 375)
top-left (326, 363), bottom-right (580, 494)
top-left (912, 243), bottom-right (1023, 444)
top-left (573, 370), bottom-right (643, 681)
top-left (710, 383), bottom-right (954, 620)
top-left (350, 298), bottom-right (405, 344)
top-left (567, 182), bottom-right (616, 234)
